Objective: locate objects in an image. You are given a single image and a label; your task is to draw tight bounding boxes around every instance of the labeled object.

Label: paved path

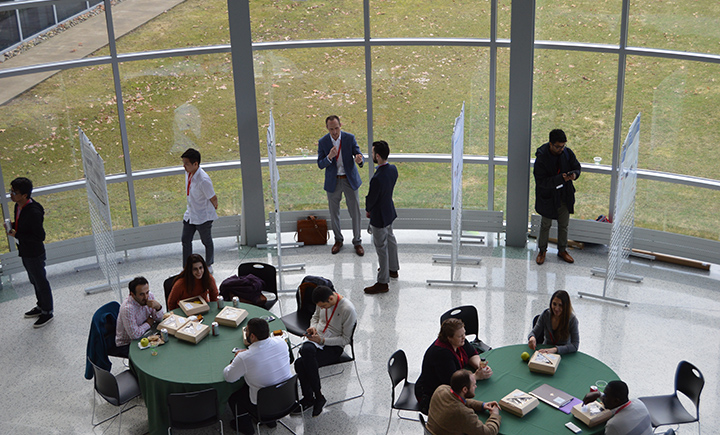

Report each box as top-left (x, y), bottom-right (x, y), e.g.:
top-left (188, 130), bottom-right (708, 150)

top-left (0, 0), bottom-right (185, 106)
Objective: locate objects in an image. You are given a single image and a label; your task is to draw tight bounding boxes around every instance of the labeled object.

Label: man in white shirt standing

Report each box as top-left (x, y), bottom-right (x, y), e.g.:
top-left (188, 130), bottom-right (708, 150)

top-left (224, 317), bottom-right (293, 434)
top-left (181, 148), bottom-right (218, 270)
top-left (115, 276), bottom-right (164, 358)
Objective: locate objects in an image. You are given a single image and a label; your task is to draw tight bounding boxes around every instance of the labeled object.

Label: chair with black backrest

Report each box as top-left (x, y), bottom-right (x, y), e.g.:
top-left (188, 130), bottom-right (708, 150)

top-left (88, 357), bottom-right (141, 434)
top-left (238, 262), bottom-right (279, 312)
top-left (440, 305), bottom-right (491, 353)
top-left (322, 322), bottom-right (365, 407)
top-left (163, 275), bottom-right (178, 310)
top-left (85, 301), bottom-right (124, 380)
top-left (167, 388), bottom-right (224, 434)
top-left (280, 277), bottom-right (331, 337)
top-left (419, 413), bottom-right (433, 435)
top-left (638, 361), bottom-right (704, 434)
top-left (248, 375), bottom-right (303, 435)
top-left (385, 350), bottom-right (420, 434)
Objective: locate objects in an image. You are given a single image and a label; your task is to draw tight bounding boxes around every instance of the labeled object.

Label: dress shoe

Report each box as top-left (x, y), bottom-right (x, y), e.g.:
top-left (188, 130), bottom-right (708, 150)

top-left (378, 268), bottom-right (399, 278)
top-left (312, 395), bottom-right (327, 417)
top-left (536, 250), bottom-right (546, 265)
top-left (331, 241), bottom-right (343, 254)
top-left (364, 282), bottom-right (389, 294)
top-left (354, 244), bottom-right (364, 256)
top-left (557, 251), bottom-right (575, 263)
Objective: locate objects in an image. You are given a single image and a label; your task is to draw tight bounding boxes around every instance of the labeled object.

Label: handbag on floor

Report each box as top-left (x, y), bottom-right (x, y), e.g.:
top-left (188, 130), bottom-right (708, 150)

top-left (296, 215), bottom-right (329, 245)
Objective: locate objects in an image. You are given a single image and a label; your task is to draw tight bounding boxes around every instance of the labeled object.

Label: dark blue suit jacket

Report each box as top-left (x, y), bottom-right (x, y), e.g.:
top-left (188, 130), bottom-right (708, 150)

top-left (365, 163), bottom-right (398, 228)
top-left (317, 131), bottom-right (363, 192)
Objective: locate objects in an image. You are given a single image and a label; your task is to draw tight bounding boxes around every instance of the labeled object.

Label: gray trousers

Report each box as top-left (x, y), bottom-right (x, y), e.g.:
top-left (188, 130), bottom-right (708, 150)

top-left (538, 203), bottom-right (570, 252)
top-left (326, 177), bottom-right (362, 246)
top-left (372, 223), bottom-right (398, 284)
top-left (182, 220), bottom-right (214, 266)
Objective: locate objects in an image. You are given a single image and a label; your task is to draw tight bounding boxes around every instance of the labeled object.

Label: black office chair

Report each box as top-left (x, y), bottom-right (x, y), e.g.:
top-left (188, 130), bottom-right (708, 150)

top-left (638, 361), bottom-right (704, 433)
top-left (386, 350), bottom-right (420, 434)
top-left (322, 323), bottom-right (365, 407)
top-left (280, 276), bottom-right (333, 337)
top-left (419, 413), bottom-right (433, 435)
top-left (440, 305), bottom-right (491, 353)
top-left (85, 301), bottom-right (125, 380)
top-left (167, 388), bottom-right (224, 434)
top-left (248, 375), bottom-right (303, 435)
top-left (88, 358), bottom-right (141, 434)
top-left (238, 262), bottom-right (279, 311)
top-left (163, 275), bottom-right (178, 310)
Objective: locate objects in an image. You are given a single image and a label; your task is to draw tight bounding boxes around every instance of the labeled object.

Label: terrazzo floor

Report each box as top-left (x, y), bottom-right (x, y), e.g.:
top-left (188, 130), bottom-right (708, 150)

top-left (0, 229), bottom-right (716, 434)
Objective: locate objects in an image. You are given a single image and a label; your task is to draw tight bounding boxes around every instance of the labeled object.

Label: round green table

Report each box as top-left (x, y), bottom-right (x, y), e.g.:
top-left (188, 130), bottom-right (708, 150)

top-left (475, 344), bottom-right (619, 435)
top-left (129, 302), bottom-right (286, 435)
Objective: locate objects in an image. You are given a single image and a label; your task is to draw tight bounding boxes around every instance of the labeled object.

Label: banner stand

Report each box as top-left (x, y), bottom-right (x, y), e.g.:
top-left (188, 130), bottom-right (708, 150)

top-left (78, 128), bottom-right (124, 299)
top-left (427, 103), bottom-right (479, 287)
top-left (265, 111), bottom-right (305, 297)
top-left (580, 113), bottom-right (643, 306)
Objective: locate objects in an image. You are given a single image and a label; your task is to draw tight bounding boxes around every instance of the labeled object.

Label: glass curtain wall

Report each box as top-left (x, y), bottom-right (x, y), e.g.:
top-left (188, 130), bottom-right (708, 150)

top-left (2, 0), bottom-right (720, 253)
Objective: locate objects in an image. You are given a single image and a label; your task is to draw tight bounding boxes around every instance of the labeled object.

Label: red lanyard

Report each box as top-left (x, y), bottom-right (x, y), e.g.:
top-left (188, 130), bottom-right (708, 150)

top-left (322, 296), bottom-right (341, 334)
top-left (614, 401), bottom-right (631, 414)
top-left (186, 172), bottom-right (193, 196)
top-left (14, 199), bottom-right (31, 231)
top-left (451, 389), bottom-right (466, 404)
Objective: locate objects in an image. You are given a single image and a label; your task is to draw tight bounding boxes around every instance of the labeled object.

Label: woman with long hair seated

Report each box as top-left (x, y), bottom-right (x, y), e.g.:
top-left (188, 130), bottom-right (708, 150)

top-left (414, 317), bottom-right (493, 415)
top-left (167, 254), bottom-right (219, 310)
top-left (527, 290), bottom-right (579, 354)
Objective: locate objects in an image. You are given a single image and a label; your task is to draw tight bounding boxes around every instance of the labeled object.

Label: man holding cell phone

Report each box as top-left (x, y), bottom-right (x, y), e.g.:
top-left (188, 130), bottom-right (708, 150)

top-left (293, 285), bottom-right (357, 417)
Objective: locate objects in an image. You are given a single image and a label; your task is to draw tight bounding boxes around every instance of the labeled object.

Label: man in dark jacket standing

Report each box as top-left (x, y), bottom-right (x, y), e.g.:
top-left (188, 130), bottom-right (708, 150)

top-left (364, 140), bottom-right (399, 294)
top-left (7, 177), bottom-right (54, 327)
top-left (534, 129), bottom-right (581, 265)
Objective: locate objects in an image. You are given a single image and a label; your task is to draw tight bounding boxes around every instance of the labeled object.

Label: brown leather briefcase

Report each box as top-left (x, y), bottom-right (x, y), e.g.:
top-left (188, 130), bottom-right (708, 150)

top-left (296, 215), bottom-right (329, 245)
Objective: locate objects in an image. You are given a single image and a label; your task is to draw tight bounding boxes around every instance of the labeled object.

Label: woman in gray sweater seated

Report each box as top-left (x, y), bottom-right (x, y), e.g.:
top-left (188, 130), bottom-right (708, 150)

top-left (527, 290), bottom-right (579, 354)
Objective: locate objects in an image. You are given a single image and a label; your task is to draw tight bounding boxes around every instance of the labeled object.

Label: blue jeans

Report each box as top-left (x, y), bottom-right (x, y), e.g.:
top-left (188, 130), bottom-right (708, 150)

top-left (181, 220), bottom-right (214, 266)
top-left (22, 253), bottom-right (53, 314)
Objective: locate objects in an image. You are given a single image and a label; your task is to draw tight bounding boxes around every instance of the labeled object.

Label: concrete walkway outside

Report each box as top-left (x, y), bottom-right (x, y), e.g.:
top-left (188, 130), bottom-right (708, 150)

top-left (0, 0), bottom-right (185, 106)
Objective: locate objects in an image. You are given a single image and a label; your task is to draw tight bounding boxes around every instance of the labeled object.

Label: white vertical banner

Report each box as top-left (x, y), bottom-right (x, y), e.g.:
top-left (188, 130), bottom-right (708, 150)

top-left (79, 128), bottom-right (122, 299)
top-left (450, 102), bottom-right (465, 276)
top-left (266, 110), bottom-right (283, 276)
top-left (605, 113), bottom-right (641, 293)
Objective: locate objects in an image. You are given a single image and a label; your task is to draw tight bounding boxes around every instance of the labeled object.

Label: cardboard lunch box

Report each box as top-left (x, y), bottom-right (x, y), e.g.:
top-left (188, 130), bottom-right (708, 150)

top-left (571, 401), bottom-right (612, 427)
top-left (214, 306), bottom-right (248, 328)
top-left (157, 313), bottom-right (188, 336)
top-left (174, 321), bottom-right (210, 344)
top-left (528, 350), bottom-right (561, 375)
top-left (499, 389), bottom-right (539, 417)
top-left (178, 295), bottom-right (210, 316)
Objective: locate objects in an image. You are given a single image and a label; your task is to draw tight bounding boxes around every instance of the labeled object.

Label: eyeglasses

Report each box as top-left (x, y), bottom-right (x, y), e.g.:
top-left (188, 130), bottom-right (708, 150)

top-left (8, 189), bottom-right (16, 196)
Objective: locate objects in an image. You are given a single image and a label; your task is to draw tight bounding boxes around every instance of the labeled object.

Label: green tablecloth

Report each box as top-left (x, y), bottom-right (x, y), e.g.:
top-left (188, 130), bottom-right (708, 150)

top-left (129, 302), bottom-right (285, 435)
top-left (475, 344), bottom-right (619, 435)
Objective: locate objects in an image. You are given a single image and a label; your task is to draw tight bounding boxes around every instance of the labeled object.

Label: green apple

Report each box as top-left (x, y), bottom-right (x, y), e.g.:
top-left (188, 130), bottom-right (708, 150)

top-left (521, 351), bottom-right (530, 361)
top-left (140, 337), bottom-right (150, 347)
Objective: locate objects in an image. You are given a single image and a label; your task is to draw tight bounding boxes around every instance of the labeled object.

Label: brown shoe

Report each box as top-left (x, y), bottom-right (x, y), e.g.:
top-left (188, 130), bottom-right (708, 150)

top-left (364, 282), bottom-right (389, 294)
top-left (558, 251), bottom-right (575, 263)
top-left (536, 251), bottom-right (546, 265)
top-left (331, 241), bottom-right (343, 254)
top-left (354, 244), bottom-right (364, 256)
top-left (378, 268), bottom-right (399, 279)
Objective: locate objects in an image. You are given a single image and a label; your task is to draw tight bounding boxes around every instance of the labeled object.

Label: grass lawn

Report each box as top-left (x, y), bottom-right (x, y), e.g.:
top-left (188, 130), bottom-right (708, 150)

top-left (2, 0), bottom-right (720, 251)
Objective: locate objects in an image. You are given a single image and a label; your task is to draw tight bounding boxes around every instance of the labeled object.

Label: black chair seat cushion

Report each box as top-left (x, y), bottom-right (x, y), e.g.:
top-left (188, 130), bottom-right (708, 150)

top-left (639, 395), bottom-right (697, 426)
top-left (394, 381), bottom-right (420, 411)
top-left (115, 371), bottom-right (141, 405)
top-left (280, 311), bottom-right (312, 337)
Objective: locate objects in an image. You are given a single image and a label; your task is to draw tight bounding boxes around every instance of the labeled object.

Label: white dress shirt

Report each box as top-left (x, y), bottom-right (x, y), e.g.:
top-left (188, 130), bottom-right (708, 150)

top-left (223, 336), bottom-right (292, 404)
top-left (184, 167), bottom-right (218, 224)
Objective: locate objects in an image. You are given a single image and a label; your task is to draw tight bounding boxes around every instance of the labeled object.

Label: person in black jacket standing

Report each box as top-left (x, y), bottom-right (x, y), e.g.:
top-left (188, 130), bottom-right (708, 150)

top-left (7, 177), bottom-right (54, 328)
top-left (534, 129), bottom-right (581, 265)
top-left (364, 140), bottom-right (399, 294)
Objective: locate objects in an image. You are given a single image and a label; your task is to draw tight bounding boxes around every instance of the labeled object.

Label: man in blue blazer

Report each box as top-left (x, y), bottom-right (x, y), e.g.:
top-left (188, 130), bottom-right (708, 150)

top-left (364, 140), bottom-right (399, 294)
top-left (317, 115), bottom-right (365, 256)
